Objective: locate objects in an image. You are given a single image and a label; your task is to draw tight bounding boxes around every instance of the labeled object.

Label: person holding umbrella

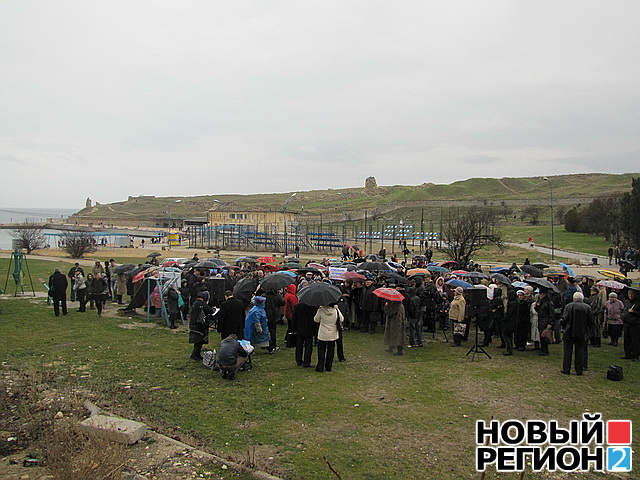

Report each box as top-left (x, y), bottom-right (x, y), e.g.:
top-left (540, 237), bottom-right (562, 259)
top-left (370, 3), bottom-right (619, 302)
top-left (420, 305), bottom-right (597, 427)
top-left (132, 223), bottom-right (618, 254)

top-left (313, 301), bottom-right (344, 372)
top-left (375, 288), bottom-right (406, 355)
top-left (293, 302), bottom-right (318, 367)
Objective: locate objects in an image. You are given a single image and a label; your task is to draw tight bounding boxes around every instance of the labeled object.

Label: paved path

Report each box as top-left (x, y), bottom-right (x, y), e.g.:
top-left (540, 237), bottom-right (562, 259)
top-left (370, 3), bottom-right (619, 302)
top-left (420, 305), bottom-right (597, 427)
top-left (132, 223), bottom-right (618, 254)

top-left (506, 242), bottom-right (610, 265)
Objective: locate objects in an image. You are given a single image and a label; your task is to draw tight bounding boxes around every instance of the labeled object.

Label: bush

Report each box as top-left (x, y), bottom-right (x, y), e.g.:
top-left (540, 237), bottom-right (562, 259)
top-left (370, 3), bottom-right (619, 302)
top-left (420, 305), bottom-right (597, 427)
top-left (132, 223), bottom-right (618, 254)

top-left (62, 232), bottom-right (97, 258)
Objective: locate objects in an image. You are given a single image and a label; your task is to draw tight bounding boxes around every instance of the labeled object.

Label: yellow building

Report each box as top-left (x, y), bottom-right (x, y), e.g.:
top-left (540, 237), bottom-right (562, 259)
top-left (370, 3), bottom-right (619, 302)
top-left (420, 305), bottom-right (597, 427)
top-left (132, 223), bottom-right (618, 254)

top-left (208, 206), bottom-right (297, 231)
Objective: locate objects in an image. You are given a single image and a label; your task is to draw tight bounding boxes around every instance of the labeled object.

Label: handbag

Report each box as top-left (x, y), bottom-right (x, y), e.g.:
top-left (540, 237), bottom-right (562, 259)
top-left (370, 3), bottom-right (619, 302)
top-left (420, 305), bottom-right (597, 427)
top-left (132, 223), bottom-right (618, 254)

top-left (541, 327), bottom-right (555, 343)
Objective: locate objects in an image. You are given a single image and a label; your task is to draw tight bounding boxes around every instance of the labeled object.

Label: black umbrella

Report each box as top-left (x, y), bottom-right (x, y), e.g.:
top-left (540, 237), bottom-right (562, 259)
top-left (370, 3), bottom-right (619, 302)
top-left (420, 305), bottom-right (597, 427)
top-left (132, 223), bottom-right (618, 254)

top-left (359, 262), bottom-right (392, 272)
top-left (491, 273), bottom-right (511, 285)
top-left (532, 263), bottom-right (549, 269)
top-left (205, 258), bottom-right (229, 267)
top-left (113, 263), bottom-right (135, 274)
top-left (236, 257), bottom-right (259, 265)
top-left (233, 277), bottom-right (258, 302)
top-left (295, 267), bottom-right (320, 275)
top-left (195, 260), bottom-right (218, 269)
top-left (146, 252), bottom-right (162, 258)
top-left (297, 282), bottom-right (342, 306)
top-left (282, 262), bottom-right (302, 269)
top-left (260, 274), bottom-right (295, 292)
top-left (464, 271), bottom-right (489, 279)
top-left (382, 271), bottom-right (409, 286)
top-left (521, 265), bottom-right (544, 277)
top-left (525, 277), bottom-right (560, 293)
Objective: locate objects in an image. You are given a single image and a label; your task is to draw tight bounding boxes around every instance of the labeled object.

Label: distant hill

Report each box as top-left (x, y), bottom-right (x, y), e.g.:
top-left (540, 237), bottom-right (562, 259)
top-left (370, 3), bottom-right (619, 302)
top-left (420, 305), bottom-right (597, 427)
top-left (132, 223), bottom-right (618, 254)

top-left (72, 172), bottom-right (638, 220)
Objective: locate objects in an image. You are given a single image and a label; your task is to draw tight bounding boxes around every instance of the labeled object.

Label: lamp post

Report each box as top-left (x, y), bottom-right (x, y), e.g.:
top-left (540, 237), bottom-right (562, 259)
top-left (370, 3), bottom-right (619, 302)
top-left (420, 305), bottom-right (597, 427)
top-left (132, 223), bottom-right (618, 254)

top-left (543, 177), bottom-right (555, 260)
top-left (283, 193), bottom-right (296, 256)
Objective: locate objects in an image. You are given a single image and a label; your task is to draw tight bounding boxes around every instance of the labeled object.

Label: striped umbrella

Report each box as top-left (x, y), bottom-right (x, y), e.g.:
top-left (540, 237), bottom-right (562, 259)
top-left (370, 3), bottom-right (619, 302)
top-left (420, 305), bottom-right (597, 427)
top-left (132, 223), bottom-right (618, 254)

top-left (373, 287), bottom-right (405, 302)
top-left (598, 269), bottom-right (626, 281)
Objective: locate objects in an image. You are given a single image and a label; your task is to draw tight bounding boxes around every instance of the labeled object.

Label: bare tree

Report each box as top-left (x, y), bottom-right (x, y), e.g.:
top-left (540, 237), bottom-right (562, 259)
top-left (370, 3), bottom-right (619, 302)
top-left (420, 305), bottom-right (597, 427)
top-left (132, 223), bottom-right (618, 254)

top-left (441, 208), bottom-right (503, 268)
top-left (62, 232), bottom-right (97, 258)
top-left (11, 223), bottom-right (47, 253)
top-left (522, 205), bottom-right (542, 225)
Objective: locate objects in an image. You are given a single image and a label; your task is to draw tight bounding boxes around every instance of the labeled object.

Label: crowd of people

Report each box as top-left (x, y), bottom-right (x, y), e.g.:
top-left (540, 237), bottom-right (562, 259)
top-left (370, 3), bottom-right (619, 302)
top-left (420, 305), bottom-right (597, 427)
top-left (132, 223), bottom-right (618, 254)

top-left (48, 248), bottom-right (640, 380)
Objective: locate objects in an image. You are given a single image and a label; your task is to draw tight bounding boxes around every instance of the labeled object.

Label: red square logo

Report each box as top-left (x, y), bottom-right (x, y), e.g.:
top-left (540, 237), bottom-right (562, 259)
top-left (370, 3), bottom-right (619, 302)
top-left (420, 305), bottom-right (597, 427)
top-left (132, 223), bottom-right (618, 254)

top-left (607, 420), bottom-right (632, 444)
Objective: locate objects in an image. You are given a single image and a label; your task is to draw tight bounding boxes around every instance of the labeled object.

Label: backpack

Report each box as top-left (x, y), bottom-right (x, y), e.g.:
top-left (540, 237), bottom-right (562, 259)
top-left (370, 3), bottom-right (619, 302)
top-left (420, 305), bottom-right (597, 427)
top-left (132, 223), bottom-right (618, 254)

top-left (606, 365), bottom-right (623, 381)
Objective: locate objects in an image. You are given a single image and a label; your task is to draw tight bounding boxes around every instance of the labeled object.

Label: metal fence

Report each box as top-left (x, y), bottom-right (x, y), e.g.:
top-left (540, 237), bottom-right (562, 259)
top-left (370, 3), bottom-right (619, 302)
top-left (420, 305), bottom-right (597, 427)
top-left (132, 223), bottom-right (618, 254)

top-left (186, 220), bottom-right (442, 255)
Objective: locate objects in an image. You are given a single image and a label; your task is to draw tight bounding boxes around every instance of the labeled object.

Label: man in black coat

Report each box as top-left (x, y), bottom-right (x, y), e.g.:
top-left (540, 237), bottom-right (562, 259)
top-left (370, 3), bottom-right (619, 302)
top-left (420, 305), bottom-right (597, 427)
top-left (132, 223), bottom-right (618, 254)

top-left (217, 335), bottom-right (248, 380)
top-left (49, 268), bottom-right (68, 316)
top-left (622, 287), bottom-right (640, 361)
top-left (360, 279), bottom-right (381, 333)
top-left (561, 292), bottom-right (593, 375)
top-left (189, 291), bottom-right (213, 361)
top-left (293, 303), bottom-right (318, 367)
top-left (217, 291), bottom-right (245, 340)
top-left (265, 290), bottom-right (284, 352)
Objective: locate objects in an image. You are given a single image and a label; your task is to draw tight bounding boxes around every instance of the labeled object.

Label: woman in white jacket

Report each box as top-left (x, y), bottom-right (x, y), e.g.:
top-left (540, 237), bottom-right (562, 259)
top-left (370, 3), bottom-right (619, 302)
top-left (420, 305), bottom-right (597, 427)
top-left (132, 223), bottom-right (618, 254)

top-left (314, 304), bottom-right (344, 372)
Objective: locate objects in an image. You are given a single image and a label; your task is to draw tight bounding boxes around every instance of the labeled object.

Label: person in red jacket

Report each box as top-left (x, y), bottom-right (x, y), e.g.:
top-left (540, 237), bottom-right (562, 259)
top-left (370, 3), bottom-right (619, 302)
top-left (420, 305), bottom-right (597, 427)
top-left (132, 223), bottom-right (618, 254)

top-left (283, 284), bottom-right (299, 347)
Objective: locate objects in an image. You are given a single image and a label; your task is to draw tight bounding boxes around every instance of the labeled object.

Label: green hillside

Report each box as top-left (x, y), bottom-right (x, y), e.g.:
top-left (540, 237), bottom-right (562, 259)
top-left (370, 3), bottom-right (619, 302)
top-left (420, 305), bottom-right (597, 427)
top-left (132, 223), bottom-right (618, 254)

top-left (72, 172), bottom-right (637, 219)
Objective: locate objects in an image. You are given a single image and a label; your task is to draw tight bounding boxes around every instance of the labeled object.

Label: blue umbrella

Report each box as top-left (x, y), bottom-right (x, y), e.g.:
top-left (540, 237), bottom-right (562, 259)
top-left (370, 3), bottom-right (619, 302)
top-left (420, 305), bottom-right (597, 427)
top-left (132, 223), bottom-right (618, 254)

top-left (446, 279), bottom-right (472, 289)
top-left (427, 265), bottom-right (450, 273)
top-left (490, 267), bottom-right (510, 273)
top-left (560, 263), bottom-right (575, 277)
top-left (276, 270), bottom-right (297, 278)
top-left (512, 281), bottom-right (528, 288)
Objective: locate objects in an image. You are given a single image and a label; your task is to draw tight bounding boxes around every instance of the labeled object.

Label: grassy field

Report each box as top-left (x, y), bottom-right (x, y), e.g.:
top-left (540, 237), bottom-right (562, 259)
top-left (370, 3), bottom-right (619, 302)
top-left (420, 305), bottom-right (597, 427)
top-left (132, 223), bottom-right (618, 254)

top-left (500, 225), bottom-right (612, 256)
top-left (1, 295), bottom-right (638, 479)
top-left (73, 173), bottom-right (637, 218)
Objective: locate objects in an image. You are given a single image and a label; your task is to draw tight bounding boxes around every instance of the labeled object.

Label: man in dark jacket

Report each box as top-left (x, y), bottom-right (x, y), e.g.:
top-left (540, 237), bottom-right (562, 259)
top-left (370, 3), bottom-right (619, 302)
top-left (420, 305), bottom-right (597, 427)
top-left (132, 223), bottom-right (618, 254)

top-left (217, 335), bottom-right (248, 380)
top-left (622, 287), bottom-right (640, 361)
top-left (89, 272), bottom-right (109, 317)
top-left (67, 263), bottom-right (83, 302)
top-left (535, 290), bottom-right (555, 356)
top-left (360, 279), bottom-right (383, 333)
top-left (561, 292), bottom-right (593, 375)
top-left (514, 291), bottom-right (532, 351)
top-left (293, 303), bottom-right (318, 367)
top-left (165, 286), bottom-right (180, 329)
top-left (264, 290), bottom-right (284, 352)
top-left (217, 291), bottom-right (245, 340)
top-left (49, 268), bottom-right (68, 316)
top-left (189, 291), bottom-right (213, 361)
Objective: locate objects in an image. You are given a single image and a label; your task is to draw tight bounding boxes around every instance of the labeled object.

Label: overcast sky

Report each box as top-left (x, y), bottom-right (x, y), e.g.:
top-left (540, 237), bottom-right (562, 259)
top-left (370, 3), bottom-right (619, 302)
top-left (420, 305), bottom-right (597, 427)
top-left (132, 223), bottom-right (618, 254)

top-left (1, 1), bottom-right (639, 208)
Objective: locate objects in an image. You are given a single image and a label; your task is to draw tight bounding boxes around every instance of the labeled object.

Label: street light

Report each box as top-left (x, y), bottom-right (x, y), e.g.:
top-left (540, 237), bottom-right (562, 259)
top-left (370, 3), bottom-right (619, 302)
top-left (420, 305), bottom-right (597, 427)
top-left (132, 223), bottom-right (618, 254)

top-left (283, 193), bottom-right (297, 256)
top-left (543, 177), bottom-right (555, 260)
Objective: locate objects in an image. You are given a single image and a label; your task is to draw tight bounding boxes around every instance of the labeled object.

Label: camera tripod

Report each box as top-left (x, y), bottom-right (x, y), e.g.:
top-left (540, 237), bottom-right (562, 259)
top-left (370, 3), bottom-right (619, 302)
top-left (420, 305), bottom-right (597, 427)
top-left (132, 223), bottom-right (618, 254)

top-left (466, 315), bottom-right (491, 361)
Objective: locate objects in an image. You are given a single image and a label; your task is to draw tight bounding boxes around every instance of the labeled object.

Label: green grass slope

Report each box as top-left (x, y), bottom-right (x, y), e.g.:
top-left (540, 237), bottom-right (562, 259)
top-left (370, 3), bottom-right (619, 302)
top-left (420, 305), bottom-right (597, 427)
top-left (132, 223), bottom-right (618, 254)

top-left (72, 172), bottom-right (637, 218)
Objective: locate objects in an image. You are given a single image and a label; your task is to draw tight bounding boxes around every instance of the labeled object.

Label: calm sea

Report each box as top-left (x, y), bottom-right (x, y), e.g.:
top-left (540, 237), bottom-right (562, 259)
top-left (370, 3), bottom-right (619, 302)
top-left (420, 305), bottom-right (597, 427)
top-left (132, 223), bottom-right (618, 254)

top-left (0, 208), bottom-right (77, 249)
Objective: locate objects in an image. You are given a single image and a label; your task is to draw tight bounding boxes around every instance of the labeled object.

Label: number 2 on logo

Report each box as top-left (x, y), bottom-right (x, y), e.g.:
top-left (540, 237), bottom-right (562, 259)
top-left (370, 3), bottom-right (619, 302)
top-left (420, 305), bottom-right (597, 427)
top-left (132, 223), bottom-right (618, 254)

top-left (608, 447), bottom-right (632, 472)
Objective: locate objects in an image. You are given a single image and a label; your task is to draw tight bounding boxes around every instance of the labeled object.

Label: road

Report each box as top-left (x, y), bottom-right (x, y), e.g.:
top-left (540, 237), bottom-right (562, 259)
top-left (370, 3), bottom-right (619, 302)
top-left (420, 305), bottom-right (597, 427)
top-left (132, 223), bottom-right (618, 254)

top-left (506, 242), bottom-right (611, 265)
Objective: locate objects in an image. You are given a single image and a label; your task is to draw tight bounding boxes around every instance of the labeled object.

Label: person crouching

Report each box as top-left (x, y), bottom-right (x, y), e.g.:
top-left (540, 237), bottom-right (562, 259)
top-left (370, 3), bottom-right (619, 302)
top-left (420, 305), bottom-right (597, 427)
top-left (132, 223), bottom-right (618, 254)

top-left (217, 334), bottom-right (248, 380)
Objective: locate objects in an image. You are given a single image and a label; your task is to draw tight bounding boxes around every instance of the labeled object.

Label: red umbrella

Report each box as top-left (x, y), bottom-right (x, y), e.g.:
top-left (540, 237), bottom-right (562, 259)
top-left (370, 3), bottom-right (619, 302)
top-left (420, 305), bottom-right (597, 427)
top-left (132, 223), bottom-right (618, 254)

top-left (162, 260), bottom-right (179, 267)
top-left (451, 270), bottom-right (469, 275)
top-left (373, 287), bottom-right (404, 302)
top-left (343, 271), bottom-right (366, 281)
top-left (308, 262), bottom-right (329, 272)
top-left (257, 256), bottom-right (276, 263)
top-left (440, 261), bottom-right (458, 268)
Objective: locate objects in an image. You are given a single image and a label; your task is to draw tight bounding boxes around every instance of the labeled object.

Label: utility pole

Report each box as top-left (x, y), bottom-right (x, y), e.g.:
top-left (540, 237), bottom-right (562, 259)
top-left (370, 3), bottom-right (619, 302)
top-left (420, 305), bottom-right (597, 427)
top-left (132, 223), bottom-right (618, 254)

top-left (543, 177), bottom-right (555, 260)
